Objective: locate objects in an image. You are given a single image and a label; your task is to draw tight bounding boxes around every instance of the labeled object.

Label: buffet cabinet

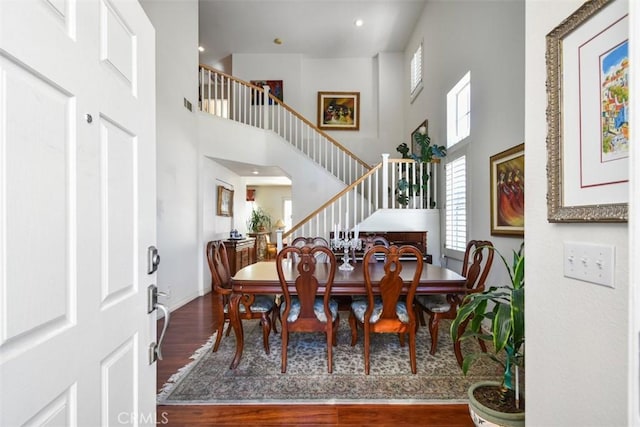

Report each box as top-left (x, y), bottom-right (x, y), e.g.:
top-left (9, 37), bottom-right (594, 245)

top-left (329, 231), bottom-right (432, 263)
top-left (223, 238), bottom-right (256, 276)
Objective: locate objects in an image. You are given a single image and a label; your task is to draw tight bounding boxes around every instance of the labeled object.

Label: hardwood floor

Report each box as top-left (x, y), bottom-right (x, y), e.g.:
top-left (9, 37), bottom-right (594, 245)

top-left (156, 293), bottom-right (473, 426)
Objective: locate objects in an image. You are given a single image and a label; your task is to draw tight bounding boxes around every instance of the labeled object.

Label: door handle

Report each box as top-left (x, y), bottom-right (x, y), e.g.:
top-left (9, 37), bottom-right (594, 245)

top-left (148, 284), bottom-right (170, 362)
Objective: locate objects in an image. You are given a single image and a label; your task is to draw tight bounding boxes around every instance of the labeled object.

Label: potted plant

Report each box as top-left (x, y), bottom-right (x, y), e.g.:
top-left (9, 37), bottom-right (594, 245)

top-left (395, 125), bottom-right (446, 207)
top-left (247, 206), bottom-right (272, 233)
top-left (450, 242), bottom-right (525, 427)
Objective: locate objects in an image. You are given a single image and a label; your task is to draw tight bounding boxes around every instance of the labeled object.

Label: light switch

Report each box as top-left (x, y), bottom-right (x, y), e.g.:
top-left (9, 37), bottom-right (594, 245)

top-left (563, 242), bottom-right (615, 288)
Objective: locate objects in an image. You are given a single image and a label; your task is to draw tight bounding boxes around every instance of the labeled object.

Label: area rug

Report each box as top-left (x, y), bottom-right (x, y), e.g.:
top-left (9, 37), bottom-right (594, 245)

top-left (157, 315), bottom-right (502, 405)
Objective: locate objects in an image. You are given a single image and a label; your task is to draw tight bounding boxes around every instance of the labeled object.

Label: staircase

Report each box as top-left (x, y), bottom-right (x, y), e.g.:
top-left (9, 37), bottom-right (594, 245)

top-left (199, 65), bottom-right (439, 241)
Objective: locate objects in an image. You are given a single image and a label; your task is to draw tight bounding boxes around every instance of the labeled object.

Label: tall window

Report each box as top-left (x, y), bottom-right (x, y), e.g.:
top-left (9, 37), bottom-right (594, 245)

top-left (446, 71), bottom-right (471, 147)
top-left (410, 42), bottom-right (423, 100)
top-left (445, 155), bottom-right (467, 252)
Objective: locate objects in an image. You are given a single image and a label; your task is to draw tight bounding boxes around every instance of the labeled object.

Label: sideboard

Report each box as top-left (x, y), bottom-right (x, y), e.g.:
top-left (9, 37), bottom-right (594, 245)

top-left (329, 231), bottom-right (432, 263)
top-left (223, 238), bottom-right (256, 276)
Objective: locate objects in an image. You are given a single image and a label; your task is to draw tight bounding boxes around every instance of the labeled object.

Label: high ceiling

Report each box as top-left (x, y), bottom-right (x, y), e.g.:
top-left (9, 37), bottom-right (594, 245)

top-left (198, 0), bottom-right (427, 185)
top-left (198, 0), bottom-right (427, 66)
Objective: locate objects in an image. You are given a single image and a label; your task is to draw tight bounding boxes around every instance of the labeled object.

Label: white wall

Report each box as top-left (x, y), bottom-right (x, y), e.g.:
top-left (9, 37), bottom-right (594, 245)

top-left (407, 0), bottom-right (525, 284)
top-left (140, 0), bottom-right (201, 311)
top-left (232, 53), bottom-right (304, 111)
top-left (201, 157), bottom-right (245, 293)
top-left (526, 1), bottom-right (630, 425)
top-left (231, 54), bottom-right (405, 166)
top-left (197, 113), bottom-right (344, 227)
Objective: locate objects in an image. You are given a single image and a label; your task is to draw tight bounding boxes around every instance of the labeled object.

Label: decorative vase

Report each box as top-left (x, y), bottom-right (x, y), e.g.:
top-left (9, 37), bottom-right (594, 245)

top-left (467, 381), bottom-right (525, 427)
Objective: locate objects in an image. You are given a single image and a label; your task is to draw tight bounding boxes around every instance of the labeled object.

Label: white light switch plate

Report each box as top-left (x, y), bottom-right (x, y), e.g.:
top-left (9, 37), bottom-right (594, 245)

top-left (563, 242), bottom-right (615, 288)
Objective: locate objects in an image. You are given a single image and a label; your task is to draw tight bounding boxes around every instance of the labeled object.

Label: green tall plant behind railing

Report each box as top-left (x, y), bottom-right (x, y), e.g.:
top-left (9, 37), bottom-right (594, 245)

top-left (395, 125), bottom-right (446, 207)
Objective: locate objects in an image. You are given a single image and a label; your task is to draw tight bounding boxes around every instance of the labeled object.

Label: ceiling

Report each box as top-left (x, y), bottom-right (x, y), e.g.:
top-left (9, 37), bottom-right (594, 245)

top-left (213, 158), bottom-right (293, 186)
top-left (198, 0), bottom-right (427, 185)
top-left (198, 0), bottom-right (427, 65)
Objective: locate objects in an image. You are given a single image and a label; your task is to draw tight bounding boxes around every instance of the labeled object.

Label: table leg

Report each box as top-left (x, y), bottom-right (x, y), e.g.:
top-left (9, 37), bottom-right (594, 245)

top-left (228, 293), bottom-right (244, 369)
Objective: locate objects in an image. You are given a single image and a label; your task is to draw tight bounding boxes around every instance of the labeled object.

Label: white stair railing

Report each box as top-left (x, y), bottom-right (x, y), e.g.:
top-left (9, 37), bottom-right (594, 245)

top-left (198, 66), bottom-right (440, 241)
top-left (284, 156), bottom-right (439, 241)
top-left (199, 65), bottom-right (370, 185)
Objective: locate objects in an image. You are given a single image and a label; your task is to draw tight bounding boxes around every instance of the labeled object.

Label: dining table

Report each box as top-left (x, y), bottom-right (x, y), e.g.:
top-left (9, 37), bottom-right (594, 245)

top-left (228, 259), bottom-right (466, 369)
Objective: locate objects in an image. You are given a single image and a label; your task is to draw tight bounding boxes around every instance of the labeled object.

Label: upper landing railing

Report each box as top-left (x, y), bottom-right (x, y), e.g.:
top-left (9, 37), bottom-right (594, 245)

top-left (198, 65), bottom-right (371, 186)
top-left (198, 65), bottom-right (440, 242)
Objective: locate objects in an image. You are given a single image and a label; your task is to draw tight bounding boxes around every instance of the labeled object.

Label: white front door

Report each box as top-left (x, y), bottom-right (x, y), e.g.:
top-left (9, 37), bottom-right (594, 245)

top-left (0, 0), bottom-right (157, 425)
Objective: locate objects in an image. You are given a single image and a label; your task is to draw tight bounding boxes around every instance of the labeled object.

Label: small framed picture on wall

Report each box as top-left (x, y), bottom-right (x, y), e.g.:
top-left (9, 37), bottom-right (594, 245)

top-left (217, 186), bottom-right (234, 217)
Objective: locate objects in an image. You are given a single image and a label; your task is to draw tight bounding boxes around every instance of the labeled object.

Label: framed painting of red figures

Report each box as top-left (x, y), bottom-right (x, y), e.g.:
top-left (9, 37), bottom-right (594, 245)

top-left (317, 91), bottom-right (360, 130)
top-left (490, 143), bottom-right (524, 236)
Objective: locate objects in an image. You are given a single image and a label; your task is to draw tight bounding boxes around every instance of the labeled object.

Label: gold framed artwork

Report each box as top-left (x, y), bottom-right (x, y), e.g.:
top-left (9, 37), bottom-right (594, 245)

top-left (490, 143), bottom-right (525, 237)
top-left (546, 0), bottom-right (628, 222)
top-left (217, 186), bottom-right (234, 217)
top-left (317, 91), bottom-right (360, 130)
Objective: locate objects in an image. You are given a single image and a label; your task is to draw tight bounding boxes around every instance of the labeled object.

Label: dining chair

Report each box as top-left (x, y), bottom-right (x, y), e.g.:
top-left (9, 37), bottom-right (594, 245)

top-left (349, 244), bottom-right (423, 374)
top-left (357, 234), bottom-right (390, 263)
top-left (414, 239), bottom-right (494, 364)
top-left (276, 245), bottom-right (339, 373)
top-left (206, 240), bottom-right (279, 354)
top-left (290, 236), bottom-right (331, 263)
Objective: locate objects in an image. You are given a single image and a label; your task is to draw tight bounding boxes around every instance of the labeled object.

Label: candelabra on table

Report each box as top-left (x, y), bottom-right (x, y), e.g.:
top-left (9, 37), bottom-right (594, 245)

top-left (331, 231), bottom-right (362, 271)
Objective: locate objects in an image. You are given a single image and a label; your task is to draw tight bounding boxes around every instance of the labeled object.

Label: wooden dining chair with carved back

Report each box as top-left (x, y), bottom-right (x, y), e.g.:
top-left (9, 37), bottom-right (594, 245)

top-left (290, 236), bottom-right (331, 263)
top-left (206, 240), bottom-right (279, 354)
top-left (414, 239), bottom-right (494, 365)
top-left (276, 245), bottom-right (339, 373)
top-left (349, 244), bottom-right (423, 374)
top-left (356, 234), bottom-right (390, 263)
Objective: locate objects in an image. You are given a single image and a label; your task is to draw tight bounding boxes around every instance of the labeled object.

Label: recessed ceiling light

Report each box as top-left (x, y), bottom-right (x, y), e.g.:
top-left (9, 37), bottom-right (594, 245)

top-left (273, 38), bottom-right (283, 45)
top-left (198, 46), bottom-right (205, 52)
top-left (252, 170), bottom-right (259, 175)
top-left (354, 18), bottom-right (364, 27)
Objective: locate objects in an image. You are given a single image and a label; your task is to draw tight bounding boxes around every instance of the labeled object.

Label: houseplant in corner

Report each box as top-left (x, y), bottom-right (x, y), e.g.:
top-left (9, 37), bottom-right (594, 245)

top-left (395, 125), bottom-right (446, 207)
top-left (451, 242), bottom-right (525, 427)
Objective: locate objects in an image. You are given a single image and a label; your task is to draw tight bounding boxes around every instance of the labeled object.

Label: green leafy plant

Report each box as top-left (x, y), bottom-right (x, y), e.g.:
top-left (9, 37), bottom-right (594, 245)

top-left (246, 207), bottom-right (272, 232)
top-left (451, 242), bottom-right (524, 398)
top-left (394, 127), bottom-right (446, 207)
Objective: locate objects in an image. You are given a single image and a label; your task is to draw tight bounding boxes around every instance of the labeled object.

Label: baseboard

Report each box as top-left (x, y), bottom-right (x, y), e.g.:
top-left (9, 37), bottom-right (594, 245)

top-left (157, 291), bottom-right (204, 319)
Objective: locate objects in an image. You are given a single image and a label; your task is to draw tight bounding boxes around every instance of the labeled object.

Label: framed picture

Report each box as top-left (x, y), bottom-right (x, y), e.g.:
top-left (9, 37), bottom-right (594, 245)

top-left (217, 186), bottom-right (234, 217)
top-left (490, 143), bottom-right (525, 236)
top-left (546, 0), bottom-right (629, 222)
top-left (250, 80), bottom-right (283, 105)
top-left (411, 120), bottom-right (428, 155)
top-left (317, 91), bottom-right (360, 130)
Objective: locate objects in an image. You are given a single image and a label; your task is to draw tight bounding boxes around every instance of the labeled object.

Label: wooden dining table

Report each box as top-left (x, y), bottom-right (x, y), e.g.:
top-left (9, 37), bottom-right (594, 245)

top-left (228, 260), bottom-right (466, 369)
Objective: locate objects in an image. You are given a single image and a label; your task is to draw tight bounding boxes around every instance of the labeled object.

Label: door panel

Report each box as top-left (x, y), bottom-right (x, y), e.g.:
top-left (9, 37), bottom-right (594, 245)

top-left (0, 0), bottom-right (156, 425)
top-left (1, 55), bottom-right (75, 355)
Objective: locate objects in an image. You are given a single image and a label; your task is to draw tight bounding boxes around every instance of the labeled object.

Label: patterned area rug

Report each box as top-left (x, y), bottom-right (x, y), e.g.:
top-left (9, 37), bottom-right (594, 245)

top-left (157, 315), bottom-right (501, 404)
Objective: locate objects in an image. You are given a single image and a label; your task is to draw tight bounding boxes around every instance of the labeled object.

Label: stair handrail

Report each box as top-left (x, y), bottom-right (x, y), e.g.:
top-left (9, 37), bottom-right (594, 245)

top-left (199, 65), bottom-right (371, 184)
top-left (284, 155), bottom-right (440, 241)
top-left (283, 162), bottom-right (383, 241)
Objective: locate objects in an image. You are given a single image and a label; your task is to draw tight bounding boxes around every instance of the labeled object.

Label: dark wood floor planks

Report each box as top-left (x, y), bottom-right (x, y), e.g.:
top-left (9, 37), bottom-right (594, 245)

top-left (156, 292), bottom-right (473, 426)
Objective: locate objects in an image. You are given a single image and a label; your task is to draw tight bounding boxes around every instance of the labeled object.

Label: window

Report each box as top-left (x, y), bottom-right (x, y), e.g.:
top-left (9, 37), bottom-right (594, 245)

top-left (445, 155), bottom-right (467, 253)
top-left (447, 71), bottom-right (471, 147)
top-left (410, 42), bottom-right (423, 100)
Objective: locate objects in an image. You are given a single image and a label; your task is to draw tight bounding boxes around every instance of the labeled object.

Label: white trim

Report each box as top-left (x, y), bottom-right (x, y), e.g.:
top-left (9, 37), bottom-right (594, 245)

top-left (628, 0), bottom-right (639, 424)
